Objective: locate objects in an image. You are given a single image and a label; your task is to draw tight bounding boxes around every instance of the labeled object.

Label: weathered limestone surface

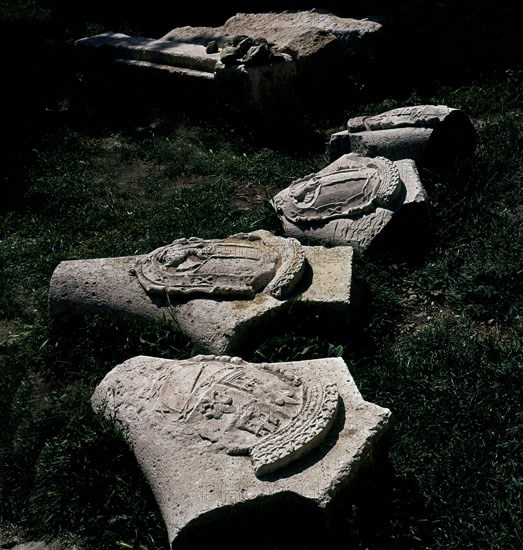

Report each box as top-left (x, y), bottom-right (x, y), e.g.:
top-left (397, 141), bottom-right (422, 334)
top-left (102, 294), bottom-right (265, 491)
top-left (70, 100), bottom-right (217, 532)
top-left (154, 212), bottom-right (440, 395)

top-left (272, 153), bottom-right (427, 250)
top-left (160, 10), bottom-right (386, 114)
top-left (330, 127), bottom-right (433, 164)
top-left (329, 105), bottom-right (476, 168)
top-left (49, 230), bottom-right (353, 354)
top-left (161, 10), bottom-right (384, 60)
top-left (92, 354), bottom-right (392, 548)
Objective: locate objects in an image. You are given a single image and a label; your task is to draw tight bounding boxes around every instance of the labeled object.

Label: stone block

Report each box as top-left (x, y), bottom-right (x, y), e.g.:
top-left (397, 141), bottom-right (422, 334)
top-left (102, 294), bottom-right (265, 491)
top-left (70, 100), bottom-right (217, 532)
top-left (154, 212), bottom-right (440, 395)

top-left (75, 31), bottom-right (297, 125)
top-left (161, 10), bottom-right (385, 62)
top-left (329, 104), bottom-right (476, 170)
top-left (91, 354), bottom-right (392, 548)
top-left (49, 231), bottom-right (353, 354)
top-left (272, 153), bottom-right (428, 250)
top-left (75, 11), bottom-right (388, 122)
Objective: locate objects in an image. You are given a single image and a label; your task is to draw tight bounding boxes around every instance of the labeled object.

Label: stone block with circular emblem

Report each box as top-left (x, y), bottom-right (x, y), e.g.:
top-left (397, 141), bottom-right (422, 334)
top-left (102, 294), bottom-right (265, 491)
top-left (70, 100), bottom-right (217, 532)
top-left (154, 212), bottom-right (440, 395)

top-left (49, 230), bottom-right (354, 354)
top-left (91, 354), bottom-right (392, 548)
top-left (271, 153), bottom-right (428, 250)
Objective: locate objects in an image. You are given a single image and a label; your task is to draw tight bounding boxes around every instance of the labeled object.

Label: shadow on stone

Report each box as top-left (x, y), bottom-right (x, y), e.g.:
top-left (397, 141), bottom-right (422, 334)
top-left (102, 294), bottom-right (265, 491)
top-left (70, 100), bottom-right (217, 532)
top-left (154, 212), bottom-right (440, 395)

top-left (173, 493), bottom-right (329, 550)
top-left (171, 421), bottom-right (429, 550)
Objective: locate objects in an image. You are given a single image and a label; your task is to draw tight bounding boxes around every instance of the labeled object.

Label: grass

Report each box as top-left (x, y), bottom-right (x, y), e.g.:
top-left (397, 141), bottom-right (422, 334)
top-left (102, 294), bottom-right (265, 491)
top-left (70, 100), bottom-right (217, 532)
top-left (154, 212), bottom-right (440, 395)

top-left (1, 4), bottom-right (523, 549)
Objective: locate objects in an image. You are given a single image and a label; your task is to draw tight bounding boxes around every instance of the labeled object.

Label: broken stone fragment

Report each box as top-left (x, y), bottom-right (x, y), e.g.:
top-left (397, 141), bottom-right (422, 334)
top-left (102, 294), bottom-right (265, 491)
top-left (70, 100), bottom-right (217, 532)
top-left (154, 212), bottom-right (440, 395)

top-left (161, 10), bottom-right (385, 63)
top-left (329, 104), bottom-right (476, 169)
top-left (271, 153), bottom-right (428, 250)
top-left (74, 30), bottom-right (298, 128)
top-left (49, 230), bottom-right (354, 354)
top-left (220, 36), bottom-right (255, 66)
top-left (91, 354), bottom-right (392, 548)
top-left (219, 45), bottom-right (240, 65)
top-left (205, 40), bottom-right (219, 54)
top-left (348, 104), bottom-right (456, 132)
top-left (241, 41), bottom-right (272, 66)
top-left (220, 36), bottom-right (278, 67)
top-left (74, 10), bottom-right (387, 125)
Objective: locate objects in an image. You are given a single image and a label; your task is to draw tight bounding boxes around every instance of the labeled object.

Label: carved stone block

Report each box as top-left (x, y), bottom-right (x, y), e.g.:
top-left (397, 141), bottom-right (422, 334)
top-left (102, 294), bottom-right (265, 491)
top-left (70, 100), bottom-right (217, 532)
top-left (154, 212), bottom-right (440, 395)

top-left (75, 31), bottom-right (297, 123)
top-left (91, 354), bottom-right (392, 547)
top-left (271, 153), bottom-right (427, 250)
top-left (49, 230), bottom-right (353, 354)
top-left (328, 105), bottom-right (476, 169)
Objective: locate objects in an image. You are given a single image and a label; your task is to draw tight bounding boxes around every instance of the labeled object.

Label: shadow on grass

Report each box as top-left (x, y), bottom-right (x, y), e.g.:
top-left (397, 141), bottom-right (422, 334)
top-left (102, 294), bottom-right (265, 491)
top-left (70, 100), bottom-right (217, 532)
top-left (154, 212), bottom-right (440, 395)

top-left (329, 457), bottom-right (432, 550)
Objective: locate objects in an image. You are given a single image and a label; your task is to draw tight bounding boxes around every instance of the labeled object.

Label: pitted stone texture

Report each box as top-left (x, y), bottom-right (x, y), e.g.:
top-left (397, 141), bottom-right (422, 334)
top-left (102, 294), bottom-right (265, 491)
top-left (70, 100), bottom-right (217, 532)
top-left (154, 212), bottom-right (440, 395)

top-left (329, 105), bottom-right (476, 167)
top-left (92, 355), bottom-right (392, 548)
top-left (347, 104), bottom-right (457, 132)
top-left (161, 10), bottom-right (384, 61)
top-left (272, 153), bottom-right (427, 250)
top-left (49, 231), bottom-right (353, 354)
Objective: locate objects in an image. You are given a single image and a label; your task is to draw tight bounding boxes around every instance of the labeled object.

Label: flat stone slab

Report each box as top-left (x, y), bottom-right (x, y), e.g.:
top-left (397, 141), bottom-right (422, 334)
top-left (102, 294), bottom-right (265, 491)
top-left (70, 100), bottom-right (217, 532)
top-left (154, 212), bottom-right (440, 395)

top-left (329, 104), bottom-right (476, 169)
top-left (272, 153), bottom-right (427, 250)
top-left (75, 31), bottom-right (297, 120)
top-left (49, 230), bottom-right (353, 354)
top-left (92, 354), bottom-right (392, 548)
top-left (76, 32), bottom-right (220, 74)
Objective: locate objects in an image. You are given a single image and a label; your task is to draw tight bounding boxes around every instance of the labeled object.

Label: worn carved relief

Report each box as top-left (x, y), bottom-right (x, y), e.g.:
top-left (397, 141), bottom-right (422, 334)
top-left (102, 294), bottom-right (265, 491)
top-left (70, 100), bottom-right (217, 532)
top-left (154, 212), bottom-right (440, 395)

top-left (92, 354), bottom-right (393, 546)
top-left (347, 105), bottom-right (454, 132)
top-left (272, 155), bottom-right (402, 224)
top-left (132, 232), bottom-right (306, 299)
top-left (49, 229), bottom-right (354, 354)
top-left (271, 154), bottom-right (427, 250)
top-left (150, 355), bottom-right (339, 476)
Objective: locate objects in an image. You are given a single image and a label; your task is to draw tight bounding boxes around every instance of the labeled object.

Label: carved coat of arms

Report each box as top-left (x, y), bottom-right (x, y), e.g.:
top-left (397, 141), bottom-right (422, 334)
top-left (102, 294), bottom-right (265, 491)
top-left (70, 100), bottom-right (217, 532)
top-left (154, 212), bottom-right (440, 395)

top-left (272, 155), bottom-right (402, 224)
top-left (132, 232), bottom-right (306, 299)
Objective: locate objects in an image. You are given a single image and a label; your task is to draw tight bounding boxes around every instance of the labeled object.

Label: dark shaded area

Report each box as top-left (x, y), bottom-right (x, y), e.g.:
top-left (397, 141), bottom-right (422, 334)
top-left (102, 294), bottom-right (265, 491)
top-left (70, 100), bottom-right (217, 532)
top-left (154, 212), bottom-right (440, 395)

top-left (423, 111), bottom-right (477, 175)
top-left (173, 493), bottom-right (331, 550)
top-left (365, 201), bottom-right (434, 266)
top-left (0, 355), bottom-right (27, 451)
top-left (327, 443), bottom-right (434, 549)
